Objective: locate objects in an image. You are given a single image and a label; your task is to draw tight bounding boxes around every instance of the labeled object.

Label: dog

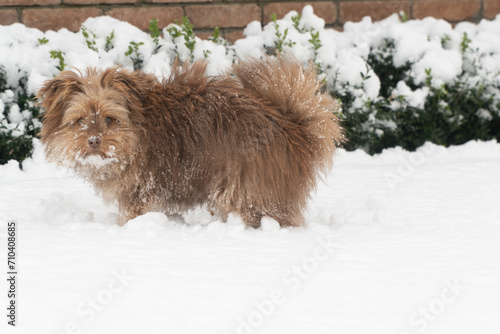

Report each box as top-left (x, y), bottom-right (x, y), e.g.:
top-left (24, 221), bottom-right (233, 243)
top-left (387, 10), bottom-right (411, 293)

top-left (38, 56), bottom-right (343, 227)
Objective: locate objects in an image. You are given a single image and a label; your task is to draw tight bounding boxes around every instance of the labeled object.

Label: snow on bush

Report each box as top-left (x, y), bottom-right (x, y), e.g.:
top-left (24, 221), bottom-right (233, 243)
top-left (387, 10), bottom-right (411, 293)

top-left (1, 6), bottom-right (500, 163)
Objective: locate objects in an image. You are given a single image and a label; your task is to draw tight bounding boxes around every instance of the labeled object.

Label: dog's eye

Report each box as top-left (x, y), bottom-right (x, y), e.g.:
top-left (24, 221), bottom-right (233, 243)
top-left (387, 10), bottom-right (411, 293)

top-left (104, 117), bottom-right (113, 125)
top-left (77, 118), bottom-right (85, 126)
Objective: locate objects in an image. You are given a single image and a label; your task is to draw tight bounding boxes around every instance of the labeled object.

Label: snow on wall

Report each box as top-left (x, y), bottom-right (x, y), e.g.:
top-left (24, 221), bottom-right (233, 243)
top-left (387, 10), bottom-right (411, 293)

top-left (1, 6), bottom-right (500, 138)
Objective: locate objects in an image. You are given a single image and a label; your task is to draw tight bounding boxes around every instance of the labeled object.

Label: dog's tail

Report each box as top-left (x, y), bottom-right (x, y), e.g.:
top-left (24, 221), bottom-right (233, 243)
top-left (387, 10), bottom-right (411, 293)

top-left (231, 55), bottom-right (343, 173)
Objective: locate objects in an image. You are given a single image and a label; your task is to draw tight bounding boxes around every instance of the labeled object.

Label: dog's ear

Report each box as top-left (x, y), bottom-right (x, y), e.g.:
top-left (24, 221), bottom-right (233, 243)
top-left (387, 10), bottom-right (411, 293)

top-left (37, 71), bottom-right (83, 140)
top-left (100, 68), bottom-right (156, 110)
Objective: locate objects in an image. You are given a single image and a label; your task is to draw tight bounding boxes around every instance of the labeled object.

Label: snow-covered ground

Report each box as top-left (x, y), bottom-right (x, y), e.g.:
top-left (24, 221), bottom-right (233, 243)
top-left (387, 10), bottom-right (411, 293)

top-left (1, 139), bottom-right (499, 334)
top-left (1, 5), bottom-right (500, 333)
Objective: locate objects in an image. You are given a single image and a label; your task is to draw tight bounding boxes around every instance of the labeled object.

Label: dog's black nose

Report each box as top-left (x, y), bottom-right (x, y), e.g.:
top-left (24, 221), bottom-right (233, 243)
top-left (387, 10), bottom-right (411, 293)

top-left (88, 137), bottom-right (101, 149)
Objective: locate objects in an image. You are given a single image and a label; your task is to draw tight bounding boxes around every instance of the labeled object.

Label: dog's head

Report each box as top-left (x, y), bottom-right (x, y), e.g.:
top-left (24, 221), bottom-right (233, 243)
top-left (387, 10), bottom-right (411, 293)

top-left (37, 67), bottom-right (155, 177)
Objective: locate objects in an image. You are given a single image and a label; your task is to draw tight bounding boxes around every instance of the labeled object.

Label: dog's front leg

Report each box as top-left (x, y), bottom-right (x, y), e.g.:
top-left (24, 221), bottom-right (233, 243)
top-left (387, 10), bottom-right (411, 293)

top-left (116, 191), bottom-right (149, 225)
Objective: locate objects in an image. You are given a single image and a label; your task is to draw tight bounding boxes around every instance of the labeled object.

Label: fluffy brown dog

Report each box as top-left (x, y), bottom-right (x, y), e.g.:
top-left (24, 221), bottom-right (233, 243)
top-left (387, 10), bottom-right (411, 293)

top-left (38, 56), bottom-right (342, 227)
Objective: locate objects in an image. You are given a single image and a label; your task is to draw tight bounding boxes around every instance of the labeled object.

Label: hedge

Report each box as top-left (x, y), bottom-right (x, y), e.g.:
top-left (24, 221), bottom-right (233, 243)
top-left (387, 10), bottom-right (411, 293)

top-left (1, 9), bottom-right (499, 164)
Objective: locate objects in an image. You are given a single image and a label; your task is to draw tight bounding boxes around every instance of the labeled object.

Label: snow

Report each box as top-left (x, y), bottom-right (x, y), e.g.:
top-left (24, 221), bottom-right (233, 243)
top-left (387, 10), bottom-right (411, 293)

top-left (78, 155), bottom-right (118, 168)
top-left (413, 47), bottom-right (463, 87)
top-left (2, 6), bottom-right (500, 140)
top-left (392, 81), bottom-right (429, 109)
top-left (1, 139), bottom-right (500, 333)
top-left (7, 104), bottom-right (22, 124)
top-left (477, 108), bottom-right (493, 121)
top-left (1, 6), bottom-right (500, 332)
top-left (300, 5), bottom-right (325, 31)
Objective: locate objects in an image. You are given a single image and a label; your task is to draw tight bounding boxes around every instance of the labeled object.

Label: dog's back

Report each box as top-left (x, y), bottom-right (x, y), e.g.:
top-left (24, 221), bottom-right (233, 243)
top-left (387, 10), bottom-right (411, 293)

top-left (144, 56), bottom-right (343, 227)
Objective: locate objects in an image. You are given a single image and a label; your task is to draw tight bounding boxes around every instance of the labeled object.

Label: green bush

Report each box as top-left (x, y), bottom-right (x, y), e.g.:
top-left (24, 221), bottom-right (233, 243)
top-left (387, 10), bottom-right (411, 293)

top-left (1, 14), bottom-right (499, 164)
top-left (336, 38), bottom-right (500, 154)
top-left (0, 67), bottom-right (41, 164)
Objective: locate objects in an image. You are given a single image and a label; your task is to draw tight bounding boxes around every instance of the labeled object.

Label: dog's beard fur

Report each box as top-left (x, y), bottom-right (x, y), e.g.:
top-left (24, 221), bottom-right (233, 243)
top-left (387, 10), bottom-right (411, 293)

top-left (43, 87), bottom-right (139, 179)
top-left (38, 56), bottom-right (343, 227)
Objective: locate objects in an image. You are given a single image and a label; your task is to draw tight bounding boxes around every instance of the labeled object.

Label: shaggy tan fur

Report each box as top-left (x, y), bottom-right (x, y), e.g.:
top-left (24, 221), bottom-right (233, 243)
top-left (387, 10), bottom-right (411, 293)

top-left (38, 56), bottom-right (343, 227)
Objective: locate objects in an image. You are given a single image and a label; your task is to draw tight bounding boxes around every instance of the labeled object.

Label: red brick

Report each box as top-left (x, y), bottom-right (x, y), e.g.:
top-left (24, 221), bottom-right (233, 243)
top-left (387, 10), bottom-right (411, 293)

top-left (484, 0), bottom-right (500, 20)
top-left (194, 31), bottom-right (214, 40)
top-left (0, 10), bottom-right (19, 25)
top-left (22, 8), bottom-right (102, 31)
top-left (106, 7), bottom-right (183, 30)
top-left (412, 0), bottom-right (480, 21)
top-left (263, 2), bottom-right (337, 25)
top-left (148, 0), bottom-right (212, 3)
top-left (64, 0), bottom-right (136, 4)
top-left (223, 29), bottom-right (244, 43)
top-left (107, 7), bottom-right (183, 31)
top-left (340, 1), bottom-right (409, 24)
top-left (186, 4), bottom-right (261, 29)
top-left (1, 0), bottom-right (60, 5)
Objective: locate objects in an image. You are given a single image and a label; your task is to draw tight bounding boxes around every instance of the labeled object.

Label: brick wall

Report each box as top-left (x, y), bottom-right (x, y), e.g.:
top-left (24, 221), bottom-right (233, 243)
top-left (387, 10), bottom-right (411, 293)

top-left (1, 0), bottom-right (499, 42)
